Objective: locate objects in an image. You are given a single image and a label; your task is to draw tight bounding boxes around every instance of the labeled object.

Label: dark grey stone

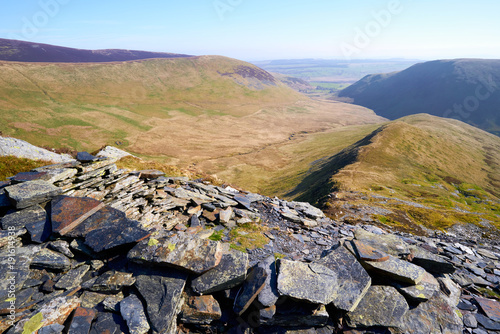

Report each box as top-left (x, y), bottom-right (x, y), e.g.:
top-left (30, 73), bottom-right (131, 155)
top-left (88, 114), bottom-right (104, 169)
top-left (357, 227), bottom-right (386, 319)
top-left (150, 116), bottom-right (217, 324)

top-left (475, 313), bottom-right (500, 330)
top-left (38, 324), bottom-right (65, 334)
top-left (346, 285), bottom-right (409, 328)
top-left (89, 312), bottom-right (128, 334)
top-left (120, 295), bottom-right (150, 334)
top-left (88, 271), bottom-right (135, 293)
top-left (4, 180), bottom-right (62, 209)
top-left (31, 248), bottom-right (72, 271)
top-left (55, 265), bottom-right (90, 290)
top-left (233, 195), bottom-right (252, 210)
top-left (76, 152), bottom-right (97, 163)
top-left (234, 266), bottom-right (267, 316)
top-left (191, 248), bottom-right (248, 294)
top-left (257, 255), bottom-right (280, 307)
top-left (1, 204), bottom-right (47, 230)
top-left (410, 245), bottom-right (455, 274)
top-left (135, 272), bottom-right (187, 334)
top-left (464, 313), bottom-right (478, 328)
top-left (315, 244), bottom-right (371, 311)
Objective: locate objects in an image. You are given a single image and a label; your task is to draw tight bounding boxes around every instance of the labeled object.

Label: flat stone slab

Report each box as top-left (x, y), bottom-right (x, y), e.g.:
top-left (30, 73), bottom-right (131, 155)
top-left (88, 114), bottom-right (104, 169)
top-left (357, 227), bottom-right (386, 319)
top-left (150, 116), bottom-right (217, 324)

top-left (409, 245), bottom-right (455, 274)
top-left (233, 195), bottom-right (252, 210)
top-left (135, 272), bottom-right (187, 334)
top-left (234, 266), bottom-right (267, 316)
top-left (181, 295), bottom-right (222, 325)
top-left (128, 233), bottom-right (223, 274)
top-left (260, 303), bottom-right (329, 327)
top-left (361, 255), bottom-right (426, 285)
top-left (1, 204), bottom-right (47, 230)
top-left (475, 297), bottom-right (500, 322)
top-left (77, 151), bottom-right (98, 162)
top-left (352, 240), bottom-right (390, 262)
top-left (346, 285), bottom-right (409, 329)
top-left (5, 180), bottom-right (62, 209)
top-left (401, 295), bottom-right (463, 333)
top-left (393, 271), bottom-right (440, 302)
top-left (277, 259), bottom-right (338, 305)
top-left (55, 265), bottom-right (90, 290)
top-left (354, 228), bottom-right (409, 257)
top-left (191, 248), bottom-right (248, 294)
top-left (120, 294), bottom-right (150, 334)
top-left (138, 169), bottom-right (165, 179)
top-left (51, 196), bottom-right (105, 235)
top-left (89, 312), bottom-right (128, 334)
top-left (88, 271), bottom-right (135, 293)
top-left (31, 248), bottom-right (72, 271)
top-left (67, 307), bottom-right (96, 334)
top-left (315, 245), bottom-right (371, 311)
top-left (257, 255), bottom-right (280, 307)
top-left (10, 171), bottom-right (50, 183)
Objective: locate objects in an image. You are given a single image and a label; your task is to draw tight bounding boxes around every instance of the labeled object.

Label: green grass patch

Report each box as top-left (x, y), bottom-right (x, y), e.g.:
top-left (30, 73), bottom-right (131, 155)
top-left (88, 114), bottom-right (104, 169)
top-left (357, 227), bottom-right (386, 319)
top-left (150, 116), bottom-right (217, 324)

top-left (228, 222), bottom-right (269, 253)
top-left (0, 156), bottom-right (52, 181)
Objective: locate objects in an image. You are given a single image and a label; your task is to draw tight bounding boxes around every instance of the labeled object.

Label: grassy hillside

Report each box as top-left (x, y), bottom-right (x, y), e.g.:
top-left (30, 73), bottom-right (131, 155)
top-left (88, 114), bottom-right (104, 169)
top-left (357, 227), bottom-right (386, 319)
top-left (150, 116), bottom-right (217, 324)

top-left (339, 59), bottom-right (500, 136)
top-left (288, 114), bottom-right (500, 233)
top-left (0, 56), bottom-right (385, 192)
top-left (0, 39), bottom-right (191, 62)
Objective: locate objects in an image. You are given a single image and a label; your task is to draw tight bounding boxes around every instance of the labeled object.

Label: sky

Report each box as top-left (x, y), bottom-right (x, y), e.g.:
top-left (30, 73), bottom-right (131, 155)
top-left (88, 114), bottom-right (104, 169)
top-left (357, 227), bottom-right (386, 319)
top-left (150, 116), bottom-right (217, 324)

top-left (0, 0), bottom-right (499, 61)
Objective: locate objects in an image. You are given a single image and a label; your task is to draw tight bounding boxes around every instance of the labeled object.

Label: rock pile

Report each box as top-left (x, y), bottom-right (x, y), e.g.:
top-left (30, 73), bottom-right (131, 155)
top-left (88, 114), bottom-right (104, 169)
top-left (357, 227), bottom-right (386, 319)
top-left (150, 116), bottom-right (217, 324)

top-left (1, 153), bottom-right (500, 333)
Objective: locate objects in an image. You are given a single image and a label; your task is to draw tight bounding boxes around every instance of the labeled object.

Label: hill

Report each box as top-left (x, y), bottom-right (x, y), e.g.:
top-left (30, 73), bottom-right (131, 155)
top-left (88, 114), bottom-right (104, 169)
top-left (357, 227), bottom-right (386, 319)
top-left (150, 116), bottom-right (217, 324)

top-left (339, 59), bottom-right (500, 136)
top-left (0, 38), bottom-right (191, 62)
top-left (0, 54), bottom-right (384, 193)
top-left (283, 114), bottom-right (500, 234)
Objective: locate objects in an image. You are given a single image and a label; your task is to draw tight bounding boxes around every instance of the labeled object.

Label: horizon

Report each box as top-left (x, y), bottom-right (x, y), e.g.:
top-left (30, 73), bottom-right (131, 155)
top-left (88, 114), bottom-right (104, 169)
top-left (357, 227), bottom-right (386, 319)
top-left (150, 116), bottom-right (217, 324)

top-left (1, 0), bottom-right (499, 62)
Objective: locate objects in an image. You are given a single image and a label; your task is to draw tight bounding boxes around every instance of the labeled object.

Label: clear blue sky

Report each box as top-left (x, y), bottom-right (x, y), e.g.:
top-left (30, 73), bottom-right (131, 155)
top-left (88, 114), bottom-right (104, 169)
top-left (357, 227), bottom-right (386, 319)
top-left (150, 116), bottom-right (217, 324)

top-left (1, 0), bottom-right (499, 61)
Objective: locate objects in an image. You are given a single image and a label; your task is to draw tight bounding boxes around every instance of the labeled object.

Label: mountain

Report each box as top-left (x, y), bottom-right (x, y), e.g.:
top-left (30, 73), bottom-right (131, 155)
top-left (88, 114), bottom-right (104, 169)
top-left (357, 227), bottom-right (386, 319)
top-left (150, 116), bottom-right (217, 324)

top-left (0, 51), bottom-right (384, 193)
top-left (283, 114), bottom-right (500, 234)
top-left (339, 59), bottom-right (500, 136)
top-left (0, 38), bottom-right (192, 62)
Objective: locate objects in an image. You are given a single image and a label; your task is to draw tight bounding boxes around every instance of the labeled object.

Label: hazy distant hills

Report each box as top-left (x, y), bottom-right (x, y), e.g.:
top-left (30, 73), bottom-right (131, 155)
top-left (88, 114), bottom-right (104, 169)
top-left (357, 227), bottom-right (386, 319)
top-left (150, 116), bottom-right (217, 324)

top-left (339, 59), bottom-right (500, 136)
top-left (0, 39), bottom-right (192, 62)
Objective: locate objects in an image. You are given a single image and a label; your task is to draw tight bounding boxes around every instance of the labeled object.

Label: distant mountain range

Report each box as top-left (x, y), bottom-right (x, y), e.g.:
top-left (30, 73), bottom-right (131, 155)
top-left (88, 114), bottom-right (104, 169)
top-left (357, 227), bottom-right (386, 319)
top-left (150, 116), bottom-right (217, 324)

top-left (0, 39), bottom-right (192, 62)
top-left (339, 59), bottom-right (500, 136)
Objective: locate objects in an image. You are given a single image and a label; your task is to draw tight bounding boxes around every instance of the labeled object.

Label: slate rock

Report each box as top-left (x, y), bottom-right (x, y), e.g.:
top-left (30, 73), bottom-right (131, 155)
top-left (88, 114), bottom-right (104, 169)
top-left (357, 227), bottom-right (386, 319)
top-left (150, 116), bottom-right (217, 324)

top-left (10, 171), bottom-right (50, 183)
top-left (38, 324), bottom-right (65, 334)
top-left (192, 248), bottom-right (248, 294)
top-left (475, 313), bottom-right (500, 330)
top-left (257, 255), bottom-right (280, 307)
top-left (76, 152), bottom-right (98, 163)
top-left (5, 180), bottom-right (62, 209)
top-left (409, 244), bottom-right (455, 274)
top-left (55, 265), bottom-right (90, 290)
top-left (89, 312), bottom-right (128, 334)
top-left (438, 276), bottom-right (461, 307)
top-left (346, 285), bottom-right (409, 329)
top-left (0, 188), bottom-right (11, 207)
top-left (1, 204), bottom-right (47, 230)
top-left (393, 271), bottom-right (440, 302)
top-left (48, 240), bottom-right (74, 258)
top-left (31, 248), bottom-right (72, 271)
top-left (277, 259), bottom-right (338, 305)
top-left (0, 246), bottom-right (36, 300)
top-left (67, 307), bottom-right (96, 334)
top-left (135, 272), bottom-right (187, 334)
top-left (354, 228), bottom-right (409, 256)
top-left (351, 240), bottom-right (389, 262)
top-left (88, 271), bottom-right (135, 293)
top-left (463, 313), bottom-right (478, 328)
top-left (79, 291), bottom-right (108, 309)
top-left (315, 244), bottom-right (371, 311)
top-left (51, 196), bottom-right (104, 235)
top-left (189, 214), bottom-right (202, 228)
top-left (260, 302), bottom-right (329, 327)
top-left (180, 295), bottom-right (222, 324)
top-left (128, 233), bottom-right (223, 274)
top-left (234, 266), bottom-right (268, 316)
top-left (360, 255), bottom-right (426, 284)
top-left (400, 295), bottom-right (463, 333)
top-left (120, 294), bottom-right (150, 334)
top-left (11, 295), bottom-right (81, 333)
top-left (26, 217), bottom-right (52, 243)
top-left (138, 169), bottom-right (165, 179)
top-left (103, 292), bottom-right (125, 312)
top-left (234, 195), bottom-right (252, 210)
top-left (475, 297), bottom-right (500, 322)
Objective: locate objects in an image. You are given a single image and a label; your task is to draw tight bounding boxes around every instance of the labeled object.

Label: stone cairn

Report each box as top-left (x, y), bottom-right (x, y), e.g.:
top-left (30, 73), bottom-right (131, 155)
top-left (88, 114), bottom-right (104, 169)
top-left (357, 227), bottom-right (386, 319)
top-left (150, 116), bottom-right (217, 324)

top-left (0, 153), bottom-right (500, 333)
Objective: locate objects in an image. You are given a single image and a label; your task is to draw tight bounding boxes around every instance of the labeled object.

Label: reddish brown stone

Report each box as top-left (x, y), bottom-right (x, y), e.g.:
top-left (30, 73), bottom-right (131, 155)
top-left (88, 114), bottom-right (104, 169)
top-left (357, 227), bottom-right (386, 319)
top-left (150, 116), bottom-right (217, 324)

top-left (202, 209), bottom-right (219, 222)
top-left (68, 307), bottom-right (97, 334)
top-left (352, 240), bottom-right (390, 262)
top-left (51, 196), bottom-right (105, 235)
top-left (11, 171), bottom-right (49, 182)
top-left (181, 295), bottom-right (222, 324)
top-left (138, 169), bottom-right (165, 179)
top-left (476, 297), bottom-right (500, 322)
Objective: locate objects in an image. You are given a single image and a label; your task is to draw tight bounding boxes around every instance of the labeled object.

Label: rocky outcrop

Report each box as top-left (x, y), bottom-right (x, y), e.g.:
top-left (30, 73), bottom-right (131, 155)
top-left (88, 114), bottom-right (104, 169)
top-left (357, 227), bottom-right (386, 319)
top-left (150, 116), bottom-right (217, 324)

top-left (0, 153), bottom-right (500, 333)
top-left (0, 136), bottom-right (74, 163)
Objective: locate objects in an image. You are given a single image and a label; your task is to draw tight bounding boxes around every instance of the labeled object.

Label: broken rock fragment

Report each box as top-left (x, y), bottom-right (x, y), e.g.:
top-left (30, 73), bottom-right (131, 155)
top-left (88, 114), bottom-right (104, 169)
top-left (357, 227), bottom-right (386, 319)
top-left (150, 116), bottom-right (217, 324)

top-left (128, 233), bottom-right (223, 274)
